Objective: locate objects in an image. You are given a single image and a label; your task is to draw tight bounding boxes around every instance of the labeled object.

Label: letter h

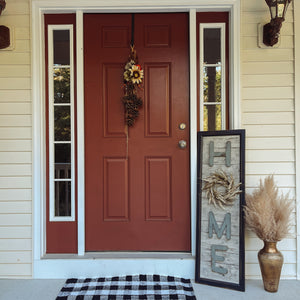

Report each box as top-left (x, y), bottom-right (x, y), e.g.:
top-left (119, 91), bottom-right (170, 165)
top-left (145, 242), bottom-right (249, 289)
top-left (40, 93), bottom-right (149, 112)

top-left (209, 141), bottom-right (231, 167)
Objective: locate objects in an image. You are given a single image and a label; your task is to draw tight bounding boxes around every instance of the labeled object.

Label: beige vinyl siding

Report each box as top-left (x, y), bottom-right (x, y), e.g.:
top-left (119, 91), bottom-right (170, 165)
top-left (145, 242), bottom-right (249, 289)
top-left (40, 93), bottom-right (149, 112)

top-left (0, 0), bottom-right (32, 278)
top-left (0, 0), bottom-right (297, 279)
top-left (241, 0), bottom-right (296, 278)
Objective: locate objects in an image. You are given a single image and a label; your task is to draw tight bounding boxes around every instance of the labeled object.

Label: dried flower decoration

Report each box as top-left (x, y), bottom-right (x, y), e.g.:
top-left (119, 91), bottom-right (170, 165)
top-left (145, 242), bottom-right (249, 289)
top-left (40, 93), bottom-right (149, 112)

top-left (122, 45), bottom-right (143, 127)
top-left (130, 65), bottom-right (143, 84)
top-left (244, 175), bottom-right (293, 242)
top-left (202, 170), bottom-right (242, 210)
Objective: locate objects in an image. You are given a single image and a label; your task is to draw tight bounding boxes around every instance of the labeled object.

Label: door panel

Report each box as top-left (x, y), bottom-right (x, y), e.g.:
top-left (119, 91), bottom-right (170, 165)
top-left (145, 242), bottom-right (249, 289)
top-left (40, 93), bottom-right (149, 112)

top-left (103, 63), bottom-right (126, 137)
top-left (145, 157), bottom-right (171, 220)
top-left (84, 13), bottom-right (190, 251)
top-left (103, 157), bottom-right (129, 221)
top-left (145, 63), bottom-right (171, 136)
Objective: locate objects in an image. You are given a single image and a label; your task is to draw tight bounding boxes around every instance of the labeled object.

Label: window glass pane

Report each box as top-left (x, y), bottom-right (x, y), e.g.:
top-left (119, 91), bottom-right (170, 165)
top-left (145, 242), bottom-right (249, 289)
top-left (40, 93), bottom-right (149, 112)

top-left (54, 106), bottom-right (71, 141)
top-left (55, 144), bottom-right (71, 179)
top-left (203, 66), bottom-right (221, 103)
top-left (55, 181), bottom-right (71, 217)
top-left (49, 25), bottom-right (74, 221)
top-left (204, 28), bottom-right (221, 64)
top-left (54, 68), bottom-right (70, 103)
top-left (53, 30), bottom-right (70, 65)
top-left (277, 4), bottom-right (285, 18)
top-left (204, 104), bottom-right (222, 131)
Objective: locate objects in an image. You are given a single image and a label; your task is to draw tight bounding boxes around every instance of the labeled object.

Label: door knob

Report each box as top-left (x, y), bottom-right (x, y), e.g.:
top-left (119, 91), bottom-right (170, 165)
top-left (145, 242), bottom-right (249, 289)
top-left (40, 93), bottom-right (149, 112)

top-left (178, 140), bottom-right (187, 149)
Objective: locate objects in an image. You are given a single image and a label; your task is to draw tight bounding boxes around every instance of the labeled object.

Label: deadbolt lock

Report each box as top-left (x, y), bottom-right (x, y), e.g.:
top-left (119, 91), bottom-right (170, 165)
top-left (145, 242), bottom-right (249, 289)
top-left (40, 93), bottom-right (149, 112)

top-left (179, 123), bottom-right (186, 130)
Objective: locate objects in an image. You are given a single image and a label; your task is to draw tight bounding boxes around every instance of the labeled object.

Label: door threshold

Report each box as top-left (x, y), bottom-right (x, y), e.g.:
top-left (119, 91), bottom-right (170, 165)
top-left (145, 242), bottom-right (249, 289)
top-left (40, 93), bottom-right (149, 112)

top-left (36, 253), bottom-right (195, 278)
top-left (43, 252), bottom-right (193, 260)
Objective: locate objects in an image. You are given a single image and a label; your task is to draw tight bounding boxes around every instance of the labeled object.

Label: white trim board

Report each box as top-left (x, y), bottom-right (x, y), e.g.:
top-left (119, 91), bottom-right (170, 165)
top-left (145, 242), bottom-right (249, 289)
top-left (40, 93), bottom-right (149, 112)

top-left (294, 0), bottom-right (300, 280)
top-left (32, 0), bottom-right (241, 278)
top-left (189, 9), bottom-right (198, 260)
top-left (76, 11), bottom-right (85, 257)
top-left (31, 0), bottom-right (240, 10)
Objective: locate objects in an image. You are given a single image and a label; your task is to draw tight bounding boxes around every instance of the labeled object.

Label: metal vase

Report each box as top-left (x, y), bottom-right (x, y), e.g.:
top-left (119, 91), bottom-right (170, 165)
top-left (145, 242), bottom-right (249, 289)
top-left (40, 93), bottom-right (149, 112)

top-left (258, 241), bottom-right (283, 292)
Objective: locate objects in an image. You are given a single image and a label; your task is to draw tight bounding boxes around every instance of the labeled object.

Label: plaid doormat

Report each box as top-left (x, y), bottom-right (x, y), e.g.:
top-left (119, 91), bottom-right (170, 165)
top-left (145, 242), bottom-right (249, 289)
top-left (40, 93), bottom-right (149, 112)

top-left (56, 274), bottom-right (196, 300)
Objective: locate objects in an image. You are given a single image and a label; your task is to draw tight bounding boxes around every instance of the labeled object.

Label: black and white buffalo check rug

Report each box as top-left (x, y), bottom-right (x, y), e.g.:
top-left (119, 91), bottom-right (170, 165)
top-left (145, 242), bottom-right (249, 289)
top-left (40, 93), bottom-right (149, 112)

top-left (56, 274), bottom-right (196, 300)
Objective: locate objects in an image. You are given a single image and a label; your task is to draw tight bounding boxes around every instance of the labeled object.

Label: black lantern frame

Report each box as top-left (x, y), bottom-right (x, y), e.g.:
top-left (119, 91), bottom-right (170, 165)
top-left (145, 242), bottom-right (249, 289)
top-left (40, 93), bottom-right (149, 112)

top-left (263, 0), bottom-right (292, 47)
top-left (0, 0), bottom-right (6, 16)
top-left (0, 0), bottom-right (9, 50)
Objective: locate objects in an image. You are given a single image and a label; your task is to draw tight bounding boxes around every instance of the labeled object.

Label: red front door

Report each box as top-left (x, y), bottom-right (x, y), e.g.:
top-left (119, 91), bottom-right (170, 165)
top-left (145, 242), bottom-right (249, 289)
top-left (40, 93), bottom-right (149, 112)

top-left (84, 13), bottom-right (190, 251)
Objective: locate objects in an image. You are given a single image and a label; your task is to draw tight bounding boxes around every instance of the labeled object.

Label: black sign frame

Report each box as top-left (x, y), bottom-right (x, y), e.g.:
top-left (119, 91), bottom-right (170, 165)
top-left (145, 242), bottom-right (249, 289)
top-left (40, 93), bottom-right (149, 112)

top-left (195, 130), bottom-right (245, 291)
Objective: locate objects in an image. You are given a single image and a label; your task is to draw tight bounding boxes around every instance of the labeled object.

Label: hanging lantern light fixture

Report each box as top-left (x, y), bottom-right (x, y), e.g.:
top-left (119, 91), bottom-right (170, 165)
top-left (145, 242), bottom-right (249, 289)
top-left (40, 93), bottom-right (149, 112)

top-left (0, 0), bottom-right (9, 50)
top-left (0, 0), bottom-right (6, 15)
top-left (263, 0), bottom-right (292, 47)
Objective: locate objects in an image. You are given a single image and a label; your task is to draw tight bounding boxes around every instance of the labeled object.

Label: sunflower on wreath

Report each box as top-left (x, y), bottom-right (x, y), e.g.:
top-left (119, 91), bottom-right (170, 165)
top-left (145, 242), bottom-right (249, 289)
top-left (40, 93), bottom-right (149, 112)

top-left (123, 45), bottom-right (143, 127)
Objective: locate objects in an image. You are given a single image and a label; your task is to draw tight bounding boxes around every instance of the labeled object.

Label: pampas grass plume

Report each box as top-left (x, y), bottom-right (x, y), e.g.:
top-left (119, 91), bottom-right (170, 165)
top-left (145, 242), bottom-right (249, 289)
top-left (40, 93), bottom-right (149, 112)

top-left (244, 175), bottom-right (293, 242)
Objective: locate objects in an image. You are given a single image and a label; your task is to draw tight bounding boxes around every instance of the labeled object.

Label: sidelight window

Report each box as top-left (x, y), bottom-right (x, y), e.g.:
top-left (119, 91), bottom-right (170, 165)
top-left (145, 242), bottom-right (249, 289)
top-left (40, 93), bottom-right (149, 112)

top-left (199, 23), bottom-right (227, 131)
top-left (48, 25), bottom-right (75, 221)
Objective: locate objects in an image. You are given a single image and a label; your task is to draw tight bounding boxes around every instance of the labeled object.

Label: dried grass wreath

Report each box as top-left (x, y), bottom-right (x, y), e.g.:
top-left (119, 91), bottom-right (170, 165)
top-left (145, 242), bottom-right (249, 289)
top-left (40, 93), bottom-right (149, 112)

top-left (202, 170), bottom-right (242, 210)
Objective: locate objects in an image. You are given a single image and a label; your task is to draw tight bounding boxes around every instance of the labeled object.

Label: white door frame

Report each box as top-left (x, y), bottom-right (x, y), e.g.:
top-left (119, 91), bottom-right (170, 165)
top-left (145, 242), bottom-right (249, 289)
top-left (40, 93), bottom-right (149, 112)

top-left (32, 0), bottom-right (241, 278)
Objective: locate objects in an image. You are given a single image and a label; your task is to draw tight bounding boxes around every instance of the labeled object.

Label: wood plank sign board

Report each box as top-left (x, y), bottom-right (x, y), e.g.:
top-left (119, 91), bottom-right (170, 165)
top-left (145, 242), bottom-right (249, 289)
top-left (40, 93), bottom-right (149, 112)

top-left (196, 130), bottom-right (245, 291)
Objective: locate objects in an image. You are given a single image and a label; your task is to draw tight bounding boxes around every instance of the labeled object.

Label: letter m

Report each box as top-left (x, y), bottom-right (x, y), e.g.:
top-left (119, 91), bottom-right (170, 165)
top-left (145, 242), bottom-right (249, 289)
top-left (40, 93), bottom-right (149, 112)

top-left (208, 211), bottom-right (231, 240)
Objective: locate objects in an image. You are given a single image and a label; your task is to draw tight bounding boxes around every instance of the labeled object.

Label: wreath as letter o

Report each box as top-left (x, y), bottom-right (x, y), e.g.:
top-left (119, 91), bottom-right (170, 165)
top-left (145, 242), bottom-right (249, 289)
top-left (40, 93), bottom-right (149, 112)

top-left (202, 170), bottom-right (241, 210)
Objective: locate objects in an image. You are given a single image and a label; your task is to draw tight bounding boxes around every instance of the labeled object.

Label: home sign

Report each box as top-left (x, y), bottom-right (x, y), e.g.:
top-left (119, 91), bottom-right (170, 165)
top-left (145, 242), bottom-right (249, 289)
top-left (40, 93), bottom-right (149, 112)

top-left (196, 130), bottom-right (245, 291)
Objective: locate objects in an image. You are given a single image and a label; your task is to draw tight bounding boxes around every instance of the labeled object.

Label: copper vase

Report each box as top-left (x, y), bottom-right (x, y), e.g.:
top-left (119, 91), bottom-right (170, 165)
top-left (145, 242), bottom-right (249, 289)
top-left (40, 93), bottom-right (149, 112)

top-left (258, 241), bottom-right (283, 292)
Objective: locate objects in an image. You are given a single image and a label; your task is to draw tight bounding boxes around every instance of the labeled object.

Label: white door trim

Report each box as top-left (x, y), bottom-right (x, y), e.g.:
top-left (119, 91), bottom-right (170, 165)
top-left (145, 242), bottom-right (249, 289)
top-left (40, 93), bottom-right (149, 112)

top-left (32, 0), bottom-right (241, 278)
top-left (76, 10), bottom-right (85, 256)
